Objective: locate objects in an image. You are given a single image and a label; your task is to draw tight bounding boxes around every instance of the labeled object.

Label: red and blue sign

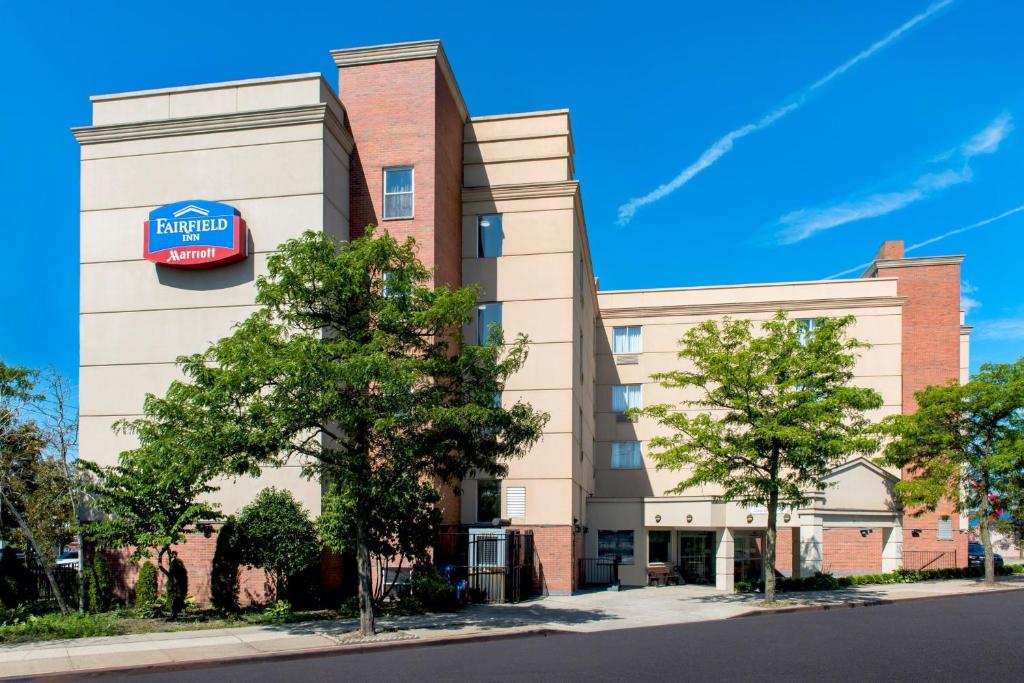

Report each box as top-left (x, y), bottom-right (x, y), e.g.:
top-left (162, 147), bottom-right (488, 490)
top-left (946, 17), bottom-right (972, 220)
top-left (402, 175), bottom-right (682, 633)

top-left (144, 200), bottom-right (247, 268)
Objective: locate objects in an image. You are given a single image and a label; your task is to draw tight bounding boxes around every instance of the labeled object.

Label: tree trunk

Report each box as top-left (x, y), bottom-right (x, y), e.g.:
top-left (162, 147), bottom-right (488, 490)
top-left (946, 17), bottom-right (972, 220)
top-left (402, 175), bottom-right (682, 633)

top-left (159, 546), bottom-right (177, 618)
top-left (0, 488), bottom-right (69, 615)
top-left (355, 518), bottom-right (375, 636)
top-left (765, 489), bottom-right (779, 603)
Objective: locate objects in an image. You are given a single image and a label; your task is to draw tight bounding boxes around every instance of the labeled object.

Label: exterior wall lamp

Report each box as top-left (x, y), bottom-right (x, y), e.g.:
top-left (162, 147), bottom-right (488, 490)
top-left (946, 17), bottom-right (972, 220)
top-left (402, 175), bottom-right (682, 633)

top-left (746, 514), bottom-right (754, 523)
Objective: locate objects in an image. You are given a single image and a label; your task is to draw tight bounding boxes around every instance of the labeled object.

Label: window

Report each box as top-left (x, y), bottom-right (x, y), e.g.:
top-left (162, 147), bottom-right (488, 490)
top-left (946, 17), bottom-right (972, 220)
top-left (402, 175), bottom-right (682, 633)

top-left (382, 271), bottom-right (400, 298)
top-left (506, 486), bottom-right (526, 518)
top-left (937, 517), bottom-right (953, 541)
top-left (648, 531), bottom-right (670, 564)
top-left (383, 167), bottom-right (414, 219)
top-left (579, 328), bottom-right (584, 382)
top-left (477, 480), bottom-right (501, 523)
top-left (612, 326), bottom-right (642, 354)
top-left (797, 318), bottom-right (822, 345)
top-left (611, 442), bottom-right (642, 469)
top-left (597, 530), bottom-right (634, 565)
top-left (477, 303), bottom-right (502, 345)
top-left (477, 215), bottom-right (503, 258)
top-left (612, 384), bottom-right (642, 413)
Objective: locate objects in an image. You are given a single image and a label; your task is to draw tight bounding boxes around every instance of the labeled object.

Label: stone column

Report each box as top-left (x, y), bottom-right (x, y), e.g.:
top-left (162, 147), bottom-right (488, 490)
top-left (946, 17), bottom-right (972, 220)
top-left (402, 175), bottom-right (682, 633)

top-left (799, 515), bottom-right (823, 576)
top-left (715, 528), bottom-right (735, 591)
top-left (881, 523), bottom-right (903, 572)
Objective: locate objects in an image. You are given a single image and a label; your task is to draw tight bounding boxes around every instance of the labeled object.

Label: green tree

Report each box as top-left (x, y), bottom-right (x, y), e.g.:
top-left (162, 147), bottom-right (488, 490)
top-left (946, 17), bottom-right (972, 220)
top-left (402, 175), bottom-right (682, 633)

top-left (81, 420), bottom-right (221, 617)
top-left (137, 229), bottom-right (547, 635)
top-left (0, 361), bottom-right (70, 615)
top-left (880, 359), bottom-right (1024, 585)
top-left (235, 488), bottom-right (320, 601)
top-left (635, 312), bottom-right (882, 602)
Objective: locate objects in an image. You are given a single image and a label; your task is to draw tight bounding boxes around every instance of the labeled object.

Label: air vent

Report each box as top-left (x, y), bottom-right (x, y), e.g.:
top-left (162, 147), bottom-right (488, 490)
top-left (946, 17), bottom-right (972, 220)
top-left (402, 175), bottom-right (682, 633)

top-left (614, 354), bottom-right (639, 365)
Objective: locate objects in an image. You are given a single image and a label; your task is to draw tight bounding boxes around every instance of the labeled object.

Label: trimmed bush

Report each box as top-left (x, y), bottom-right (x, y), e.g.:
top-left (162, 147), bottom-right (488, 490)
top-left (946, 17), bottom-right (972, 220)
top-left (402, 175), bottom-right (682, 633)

top-left (735, 563), bottom-right (1024, 593)
top-left (134, 562), bottom-right (158, 610)
top-left (85, 554), bottom-right (113, 613)
top-left (210, 517), bottom-right (240, 614)
top-left (411, 567), bottom-right (459, 613)
top-left (167, 558), bottom-right (188, 617)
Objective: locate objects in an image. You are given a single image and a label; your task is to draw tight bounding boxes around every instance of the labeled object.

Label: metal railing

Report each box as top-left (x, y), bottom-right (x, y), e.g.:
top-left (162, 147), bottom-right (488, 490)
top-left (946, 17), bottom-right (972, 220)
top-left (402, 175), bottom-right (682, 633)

top-left (578, 558), bottom-right (619, 588)
top-left (903, 550), bottom-right (958, 571)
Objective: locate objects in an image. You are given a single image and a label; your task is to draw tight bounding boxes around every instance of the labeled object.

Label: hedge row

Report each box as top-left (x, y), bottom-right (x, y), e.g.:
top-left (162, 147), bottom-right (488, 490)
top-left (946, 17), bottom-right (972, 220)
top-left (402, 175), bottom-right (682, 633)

top-left (735, 563), bottom-right (1024, 593)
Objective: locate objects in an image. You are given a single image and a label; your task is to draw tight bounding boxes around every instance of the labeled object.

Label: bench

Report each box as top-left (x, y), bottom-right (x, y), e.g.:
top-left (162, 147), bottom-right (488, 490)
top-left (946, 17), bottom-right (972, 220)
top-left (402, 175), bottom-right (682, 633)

top-left (647, 564), bottom-right (680, 586)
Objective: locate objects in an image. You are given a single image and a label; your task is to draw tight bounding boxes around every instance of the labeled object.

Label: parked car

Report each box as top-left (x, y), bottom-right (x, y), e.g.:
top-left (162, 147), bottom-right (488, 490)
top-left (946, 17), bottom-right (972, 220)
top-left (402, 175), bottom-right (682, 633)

top-left (56, 550), bottom-right (80, 569)
top-left (967, 542), bottom-right (1004, 568)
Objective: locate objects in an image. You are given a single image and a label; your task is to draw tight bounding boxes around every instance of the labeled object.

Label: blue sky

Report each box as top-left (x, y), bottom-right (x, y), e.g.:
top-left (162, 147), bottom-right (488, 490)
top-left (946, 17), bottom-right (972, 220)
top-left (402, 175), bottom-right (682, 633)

top-left (1, 0), bottom-right (1022, 386)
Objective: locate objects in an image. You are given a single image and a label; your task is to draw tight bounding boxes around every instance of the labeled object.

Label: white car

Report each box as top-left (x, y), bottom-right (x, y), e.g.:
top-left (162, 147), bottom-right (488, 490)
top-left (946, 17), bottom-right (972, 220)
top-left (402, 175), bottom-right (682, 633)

top-left (56, 550), bottom-right (80, 569)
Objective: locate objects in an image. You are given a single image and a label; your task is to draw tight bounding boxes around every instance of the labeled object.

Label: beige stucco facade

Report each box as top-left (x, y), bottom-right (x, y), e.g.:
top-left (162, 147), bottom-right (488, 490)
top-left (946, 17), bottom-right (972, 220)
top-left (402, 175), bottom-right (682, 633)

top-left (76, 40), bottom-right (970, 595)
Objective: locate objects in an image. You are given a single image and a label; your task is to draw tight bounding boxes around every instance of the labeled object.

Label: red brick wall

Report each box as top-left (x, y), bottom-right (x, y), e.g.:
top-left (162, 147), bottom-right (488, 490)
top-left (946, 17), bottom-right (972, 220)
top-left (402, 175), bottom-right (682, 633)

top-left (874, 254), bottom-right (968, 566)
top-left (338, 57), bottom-right (463, 291)
top-left (822, 527), bottom-right (884, 576)
top-left (512, 525), bottom-right (576, 594)
top-left (775, 527), bottom-right (794, 575)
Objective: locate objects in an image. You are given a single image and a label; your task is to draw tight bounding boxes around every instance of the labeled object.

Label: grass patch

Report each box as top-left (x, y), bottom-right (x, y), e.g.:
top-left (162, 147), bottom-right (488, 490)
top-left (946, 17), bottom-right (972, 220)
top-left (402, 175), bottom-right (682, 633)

top-left (735, 563), bottom-right (1024, 594)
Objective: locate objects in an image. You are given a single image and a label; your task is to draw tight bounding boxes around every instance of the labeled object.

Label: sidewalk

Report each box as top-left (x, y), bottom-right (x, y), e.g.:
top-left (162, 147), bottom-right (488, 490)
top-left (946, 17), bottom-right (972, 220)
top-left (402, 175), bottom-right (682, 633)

top-left (3, 574), bottom-right (1022, 679)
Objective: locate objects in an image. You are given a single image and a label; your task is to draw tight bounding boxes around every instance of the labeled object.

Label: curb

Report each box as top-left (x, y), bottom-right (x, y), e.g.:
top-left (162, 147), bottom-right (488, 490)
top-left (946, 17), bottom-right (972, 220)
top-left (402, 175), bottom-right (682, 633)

top-left (8, 627), bottom-right (561, 682)
top-left (731, 585), bottom-right (1024, 618)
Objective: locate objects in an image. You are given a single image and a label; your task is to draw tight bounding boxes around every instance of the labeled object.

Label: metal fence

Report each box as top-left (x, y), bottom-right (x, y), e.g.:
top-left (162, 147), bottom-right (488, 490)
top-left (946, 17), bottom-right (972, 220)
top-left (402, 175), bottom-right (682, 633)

top-left (903, 550), bottom-right (958, 571)
top-left (22, 564), bottom-right (79, 605)
top-left (436, 530), bottom-right (535, 604)
top-left (578, 558), bottom-right (619, 588)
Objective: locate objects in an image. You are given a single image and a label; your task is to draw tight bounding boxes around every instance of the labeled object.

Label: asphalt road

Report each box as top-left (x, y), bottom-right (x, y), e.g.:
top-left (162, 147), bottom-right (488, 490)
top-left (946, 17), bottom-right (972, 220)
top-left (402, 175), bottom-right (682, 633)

top-left (84, 590), bottom-right (1023, 682)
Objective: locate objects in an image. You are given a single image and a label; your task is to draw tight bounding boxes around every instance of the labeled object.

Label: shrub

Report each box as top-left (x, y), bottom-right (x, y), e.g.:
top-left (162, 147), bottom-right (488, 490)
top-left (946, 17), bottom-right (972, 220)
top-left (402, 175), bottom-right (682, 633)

top-left (134, 562), bottom-right (158, 612)
top-left (0, 611), bottom-right (123, 643)
top-left (235, 488), bottom-right (321, 602)
top-left (167, 558), bottom-right (188, 617)
top-left (86, 554), bottom-right (113, 613)
top-left (210, 517), bottom-right (240, 614)
top-left (262, 599), bottom-right (293, 623)
top-left (411, 567), bottom-right (459, 613)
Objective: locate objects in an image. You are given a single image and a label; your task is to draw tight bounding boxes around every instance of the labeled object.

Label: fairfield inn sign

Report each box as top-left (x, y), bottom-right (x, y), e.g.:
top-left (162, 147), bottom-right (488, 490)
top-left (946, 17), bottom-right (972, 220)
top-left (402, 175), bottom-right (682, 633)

top-left (144, 200), bottom-right (247, 268)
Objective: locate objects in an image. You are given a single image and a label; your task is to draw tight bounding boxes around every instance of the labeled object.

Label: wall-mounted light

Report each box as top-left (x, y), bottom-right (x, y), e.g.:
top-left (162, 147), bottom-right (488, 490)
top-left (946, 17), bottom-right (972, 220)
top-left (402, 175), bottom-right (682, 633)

top-left (859, 529), bottom-right (870, 538)
top-left (783, 513), bottom-right (791, 523)
top-left (686, 514), bottom-right (693, 524)
top-left (655, 514), bottom-right (662, 523)
top-left (573, 517), bottom-right (582, 534)
top-left (746, 514), bottom-right (754, 524)
top-left (911, 529), bottom-right (922, 538)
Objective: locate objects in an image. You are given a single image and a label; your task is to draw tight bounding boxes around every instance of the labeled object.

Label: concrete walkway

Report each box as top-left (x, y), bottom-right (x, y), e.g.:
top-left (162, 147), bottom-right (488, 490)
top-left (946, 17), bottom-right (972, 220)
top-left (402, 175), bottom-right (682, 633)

top-left (3, 575), bottom-right (1022, 679)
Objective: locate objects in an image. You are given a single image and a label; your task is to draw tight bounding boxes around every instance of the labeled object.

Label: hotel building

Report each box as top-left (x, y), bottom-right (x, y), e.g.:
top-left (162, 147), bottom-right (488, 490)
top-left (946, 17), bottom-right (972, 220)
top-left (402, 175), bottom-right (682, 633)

top-left (74, 40), bottom-right (969, 598)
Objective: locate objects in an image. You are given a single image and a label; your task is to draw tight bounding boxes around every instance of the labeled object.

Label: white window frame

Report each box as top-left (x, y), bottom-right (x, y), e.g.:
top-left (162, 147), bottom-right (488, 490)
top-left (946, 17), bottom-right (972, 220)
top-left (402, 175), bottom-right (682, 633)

top-left (611, 441), bottom-right (642, 470)
top-left (612, 326), bottom-right (642, 354)
top-left (382, 166), bottom-right (414, 220)
top-left (797, 317), bottom-right (822, 345)
top-left (612, 384), bottom-right (642, 414)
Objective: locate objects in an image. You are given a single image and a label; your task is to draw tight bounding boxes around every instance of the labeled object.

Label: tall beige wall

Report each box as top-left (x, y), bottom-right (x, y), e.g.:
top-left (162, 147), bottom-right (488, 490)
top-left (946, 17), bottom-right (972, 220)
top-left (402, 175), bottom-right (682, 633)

top-left (75, 74), bottom-right (352, 515)
top-left (593, 278), bottom-right (904, 500)
top-left (460, 110), bottom-right (594, 528)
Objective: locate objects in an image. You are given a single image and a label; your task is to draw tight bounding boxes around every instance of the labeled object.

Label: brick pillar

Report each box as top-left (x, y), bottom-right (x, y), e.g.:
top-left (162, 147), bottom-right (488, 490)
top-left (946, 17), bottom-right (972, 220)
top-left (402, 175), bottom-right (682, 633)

top-left (867, 244), bottom-right (968, 566)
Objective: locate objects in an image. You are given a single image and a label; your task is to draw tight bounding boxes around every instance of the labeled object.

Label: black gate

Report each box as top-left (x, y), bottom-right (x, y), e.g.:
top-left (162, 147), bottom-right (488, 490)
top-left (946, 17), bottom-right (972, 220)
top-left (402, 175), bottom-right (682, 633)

top-left (436, 530), bottom-right (535, 604)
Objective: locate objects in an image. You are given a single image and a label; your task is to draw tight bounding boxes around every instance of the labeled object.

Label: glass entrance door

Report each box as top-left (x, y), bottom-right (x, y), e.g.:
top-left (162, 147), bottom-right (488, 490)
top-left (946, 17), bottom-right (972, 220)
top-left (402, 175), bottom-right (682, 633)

top-left (678, 532), bottom-right (715, 585)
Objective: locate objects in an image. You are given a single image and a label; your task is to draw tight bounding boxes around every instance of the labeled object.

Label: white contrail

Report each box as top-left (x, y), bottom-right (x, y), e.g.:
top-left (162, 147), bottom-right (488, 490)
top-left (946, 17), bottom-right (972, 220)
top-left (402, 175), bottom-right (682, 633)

top-left (774, 112), bottom-right (1012, 244)
top-left (616, 0), bottom-right (955, 225)
top-left (823, 203), bottom-right (1024, 279)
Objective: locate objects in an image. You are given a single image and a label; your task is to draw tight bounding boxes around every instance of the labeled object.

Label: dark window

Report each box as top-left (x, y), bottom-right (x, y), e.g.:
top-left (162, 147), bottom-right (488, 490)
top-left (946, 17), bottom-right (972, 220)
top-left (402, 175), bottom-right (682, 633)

top-left (477, 215), bottom-right (503, 257)
top-left (648, 531), bottom-right (670, 564)
top-left (477, 480), bottom-right (501, 523)
top-left (597, 530), bottom-right (635, 565)
top-left (477, 303), bottom-right (502, 345)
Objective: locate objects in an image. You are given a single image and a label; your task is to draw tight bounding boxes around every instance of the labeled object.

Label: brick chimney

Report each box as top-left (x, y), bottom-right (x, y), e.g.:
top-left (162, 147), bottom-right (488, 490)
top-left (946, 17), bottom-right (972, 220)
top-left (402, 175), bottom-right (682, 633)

top-left (874, 240), bottom-right (905, 261)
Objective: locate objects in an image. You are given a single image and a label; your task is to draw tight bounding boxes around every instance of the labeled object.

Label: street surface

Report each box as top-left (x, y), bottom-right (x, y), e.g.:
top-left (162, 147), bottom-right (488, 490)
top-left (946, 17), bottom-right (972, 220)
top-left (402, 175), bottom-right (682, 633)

top-left (83, 590), bottom-right (1022, 682)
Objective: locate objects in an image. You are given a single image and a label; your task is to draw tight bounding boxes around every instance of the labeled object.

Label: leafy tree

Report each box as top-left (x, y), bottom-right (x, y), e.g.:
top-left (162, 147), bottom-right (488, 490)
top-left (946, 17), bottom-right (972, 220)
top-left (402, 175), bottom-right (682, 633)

top-left (0, 361), bottom-right (70, 615)
top-left (635, 312), bottom-right (882, 602)
top-left (880, 359), bottom-right (1024, 585)
top-left (81, 416), bottom-right (221, 617)
top-left (235, 488), bottom-right (320, 601)
top-left (139, 229), bottom-right (547, 635)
